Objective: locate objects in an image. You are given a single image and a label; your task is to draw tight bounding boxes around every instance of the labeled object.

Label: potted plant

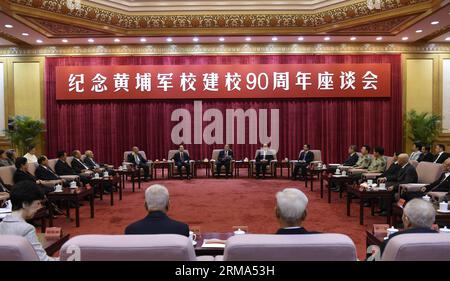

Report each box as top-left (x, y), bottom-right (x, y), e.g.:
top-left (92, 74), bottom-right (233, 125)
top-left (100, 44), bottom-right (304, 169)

top-left (404, 110), bottom-right (443, 145)
top-left (4, 115), bottom-right (45, 156)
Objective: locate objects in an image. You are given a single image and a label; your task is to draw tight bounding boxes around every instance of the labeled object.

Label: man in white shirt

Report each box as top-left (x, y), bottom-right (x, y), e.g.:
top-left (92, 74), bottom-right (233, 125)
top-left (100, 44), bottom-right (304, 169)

top-left (23, 146), bottom-right (38, 164)
top-left (409, 142), bottom-right (422, 161)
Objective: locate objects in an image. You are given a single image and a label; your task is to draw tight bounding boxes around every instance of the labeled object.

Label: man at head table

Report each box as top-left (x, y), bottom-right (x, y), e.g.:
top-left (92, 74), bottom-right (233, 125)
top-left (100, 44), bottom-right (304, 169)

top-left (275, 188), bottom-right (318, 234)
top-left (255, 143), bottom-right (274, 179)
top-left (124, 184), bottom-right (189, 237)
top-left (127, 146), bottom-right (151, 181)
top-left (0, 181), bottom-right (57, 261)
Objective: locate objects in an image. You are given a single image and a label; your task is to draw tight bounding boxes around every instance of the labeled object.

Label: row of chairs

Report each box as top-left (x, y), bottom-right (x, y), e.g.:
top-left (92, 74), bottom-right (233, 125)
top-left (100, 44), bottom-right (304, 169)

top-left (2, 232), bottom-right (450, 261)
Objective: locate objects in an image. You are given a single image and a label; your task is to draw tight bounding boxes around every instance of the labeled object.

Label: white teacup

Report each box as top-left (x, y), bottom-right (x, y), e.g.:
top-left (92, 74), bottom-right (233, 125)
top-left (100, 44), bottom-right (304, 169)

top-left (54, 184), bottom-right (63, 192)
top-left (234, 228), bottom-right (246, 235)
top-left (189, 231), bottom-right (197, 243)
top-left (342, 170), bottom-right (347, 176)
top-left (379, 183), bottom-right (386, 189)
top-left (335, 169), bottom-right (341, 175)
top-left (70, 181), bottom-right (77, 188)
top-left (103, 171), bottom-right (109, 177)
top-left (94, 173), bottom-right (99, 179)
top-left (122, 165), bottom-right (127, 170)
top-left (440, 226), bottom-right (450, 233)
top-left (367, 179), bottom-right (373, 185)
top-left (322, 164), bottom-right (327, 170)
top-left (118, 166), bottom-right (123, 171)
top-left (422, 195), bottom-right (431, 202)
top-left (387, 226), bottom-right (399, 236)
top-left (439, 202), bottom-right (449, 212)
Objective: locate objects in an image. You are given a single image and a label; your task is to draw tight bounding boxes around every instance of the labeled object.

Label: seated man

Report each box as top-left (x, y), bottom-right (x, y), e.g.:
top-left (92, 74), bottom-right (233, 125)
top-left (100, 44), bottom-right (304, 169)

top-left (351, 146), bottom-right (386, 182)
top-left (402, 158), bottom-right (450, 201)
top-left (124, 184), bottom-right (189, 236)
top-left (343, 145), bottom-right (359, 167)
top-left (377, 153), bottom-right (418, 215)
top-left (291, 144), bottom-right (314, 180)
top-left (352, 145), bottom-right (372, 169)
top-left (409, 142), bottom-right (422, 161)
top-left (255, 143), bottom-right (274, 179)
top-left (127, 146), bottom-right (151, 181)
top-left (71, 150), bottom-right (93, 176)
top-left (83, 150), bottom-right (115, 176)
top-left (380, 152), bottom-right (401, 179)
top-left (54, 150), bottom-right (89, 186)
top-left (171, 145), bottom-right (191, 180)
top-left (13, 157), bottom-right (54, 194)
top-left (216, 144), bottom-right (233, 178)
top-left (418, 145), bottom-right (434, 162)
top-left (275, 188), bottom-right (318, 234)
top-left (433, 144), bottom-right (449, 164)
top-left (35, 156), bottom-right (65, 186)
top-left (380, 199), bottom-right (437, 255)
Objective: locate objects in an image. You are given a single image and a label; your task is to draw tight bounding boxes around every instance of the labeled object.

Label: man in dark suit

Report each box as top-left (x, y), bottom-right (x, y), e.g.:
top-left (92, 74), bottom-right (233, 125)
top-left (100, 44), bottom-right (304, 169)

top-left (55, 150), bottom-right (89, 186)
top-left (433, 144), bottom-right (449, 164)
top-left (13, 157), bottom-right (54, 194)
top-left (216, 144), bottom-right (233, 178)
top-left (343, 145), bottom-right (359, 166)
top-left (291, 144), bottom-right (314, 180)
top-left (71, 150), bottom-right (93, 175)
top-left (275, 188), bottom-right (318, 235)
top-left (377, 153), bottom-right (418, 215)
top-left (125, 184), bottom-right (189, 236)
top-left (380, 152), bottom-right (401, 179)
top-left (35, 156), bottom-right (64, 183)
top-left (127, 146), bottom-right (151, 181)
top-left (418, 145), bottom-right (434, 162)
top-left (402, 158), bottom-right (450, 201)
top-left (84, 150), bottom-right (115, 176)
top-left (171, 145), bottom-right (191, 180)
top-left (380, 199), bottom-right (437, 255)
top-left (255, 143), bottom-right (274, 179)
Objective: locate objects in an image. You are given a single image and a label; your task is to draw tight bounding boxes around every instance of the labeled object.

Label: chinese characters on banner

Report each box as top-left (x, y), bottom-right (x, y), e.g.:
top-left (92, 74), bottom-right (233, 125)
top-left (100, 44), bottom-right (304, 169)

top-left (56, 64), bottom-right (391, 100)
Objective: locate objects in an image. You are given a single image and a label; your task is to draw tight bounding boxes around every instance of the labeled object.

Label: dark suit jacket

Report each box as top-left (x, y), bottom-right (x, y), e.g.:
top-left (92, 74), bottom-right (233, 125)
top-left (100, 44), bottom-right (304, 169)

top-left (13, 170), bottom-right (37, 184)
top-left (84, 157), bottom-right (100, 169)
top-left (55, 159), bottom-right (76, 175)
top-left (425, 173), bottom-right (450, 193)
top-left (35, 165), bottom-right (60, 181)
top-left (124, 211), bottom-right (189, 237)
top-left (71, 158), bottom-right (90, 174)
top-left (218, 150), bottom-right (233, 162)
top-left (171, 151), bottom-right (190, 165)
top-left (343, 153), bottom-right (359, 166)
top-left (418, 152), bottom-right (435, 162)
top-left (381, 162), bottom-right (401, 179)
top-left (255, 150), bottom-right (274, 162)
top-left (386, 163), bottom-right (418, 186)
top-left (276, 227), bottom-right (319, 235)
top-left (127, 152), bottom-right (148, 165)
top-left (297, 150), bottom-right (314, 163)
top-left (433, 152), bottom-right (449, 164)
top-left (380, 227), bottom-right (437, 255)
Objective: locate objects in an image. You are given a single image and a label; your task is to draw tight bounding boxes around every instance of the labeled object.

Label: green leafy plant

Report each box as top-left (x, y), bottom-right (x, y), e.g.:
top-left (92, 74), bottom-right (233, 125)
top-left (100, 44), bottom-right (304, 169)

top-left (404, 110), bottom-right (442, 145)
top-left (4, 115), bottom-right (45, 156)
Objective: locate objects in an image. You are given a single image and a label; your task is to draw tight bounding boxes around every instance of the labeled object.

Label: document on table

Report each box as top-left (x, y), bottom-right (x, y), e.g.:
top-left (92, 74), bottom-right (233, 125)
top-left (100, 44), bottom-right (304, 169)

top-left (201, 239), bottom-right (227, 248)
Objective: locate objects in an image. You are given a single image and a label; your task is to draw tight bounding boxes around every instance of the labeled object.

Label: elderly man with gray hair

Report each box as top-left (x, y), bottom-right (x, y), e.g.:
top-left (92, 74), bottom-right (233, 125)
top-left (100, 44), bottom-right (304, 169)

top-left (275, 188), bottom-right (319, 234)
top-left (380, 198), bottom-right (437, 254)
top-left (124, 184), bottom-right (189, 237)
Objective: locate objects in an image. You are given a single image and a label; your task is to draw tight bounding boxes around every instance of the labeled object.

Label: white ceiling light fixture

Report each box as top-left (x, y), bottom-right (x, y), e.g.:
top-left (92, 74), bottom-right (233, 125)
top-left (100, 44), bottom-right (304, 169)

top-left (297, 37), bottom-right (304, 41)
top-left (114, 38), bottom-right (120, 43)
top-left (415, 29), bottom-right (423, 33)
top-left (350, 36), bottom-right (357, 41)
top-left (402, 37), bottom-right (409, 41)
top-left (62, 39), bottom-right (68, 43)
top-left (36, 39), bottom-right (43, 44)
top-left (4, 24), bottom-right (13, 28)
top-left (88, 38), bottom-right (94, 43)
top-left (445, 37), bottom-right (450, 41)
top-left (140, 38), bottom-right (147, 42)
top-left (166, 37), bottom-right (173, 42)
top-left (431, 21), bottom-right (439, 25)
top-left (245, 37), bottom-right (252, 41)
top-left (271, 36), bottom-right (278, 41)
top-left (376, 36), bottom-right (383, 41)
top-left (219, 37), bottom-right (225, 42)
top-left (193, 37), bottom-right (199, 42)
top-left (21, 33), bottom-right (29, 36)
top-left (324, 36), bottom-right (331, 41)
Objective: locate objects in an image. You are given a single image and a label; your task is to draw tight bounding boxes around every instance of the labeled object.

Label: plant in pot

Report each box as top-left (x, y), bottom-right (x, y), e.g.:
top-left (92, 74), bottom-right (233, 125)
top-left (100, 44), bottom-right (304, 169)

top-left (4, 115), bottom-right (45, 156)
top-left (404, 110), bottom-right (443, 146)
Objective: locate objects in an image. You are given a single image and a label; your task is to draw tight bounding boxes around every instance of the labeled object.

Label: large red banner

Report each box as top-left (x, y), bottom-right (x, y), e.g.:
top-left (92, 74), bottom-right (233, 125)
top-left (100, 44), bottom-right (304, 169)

top-left (55, 63), bottom-right (391, 100)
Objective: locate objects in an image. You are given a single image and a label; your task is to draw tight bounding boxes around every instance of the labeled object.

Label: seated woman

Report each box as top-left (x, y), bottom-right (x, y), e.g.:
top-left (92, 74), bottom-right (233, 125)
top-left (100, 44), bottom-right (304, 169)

top-left (0, 150), bottom-right (11, 167)
top-left (0, 181), bottom-right (57, 261)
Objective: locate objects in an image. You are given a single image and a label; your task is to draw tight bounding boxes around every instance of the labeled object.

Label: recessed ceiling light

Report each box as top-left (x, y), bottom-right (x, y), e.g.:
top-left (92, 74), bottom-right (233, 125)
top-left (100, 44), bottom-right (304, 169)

top-left (193, 37), bottom-right (199, 42)
top-left (62, 39), bottom-right (68, 43)
top-left (88, 38), bottom-right (94, 43)
top-left (21, 33), bottom-right (29, 36)
top-left (140, 38), bottom-right (147, 42)
top-left (114, 38), bottom-right (120, 43)
top-left (271, 36), bottom-right (278, 41)
top-left (446, 37), bottom-right (450, 41)
top-left (402, 37), bottom-right (409, 41)
top-left (219, 37), bottom-right (225, 42)
top-left (350, 36), bottom-right (357, 41)
top-left (431, 21), bottom-right (439, 25)
top-left (245, 37), bottom-right (252, 41)
top-left (297, 36), bottom-right (304, 41)
top-left (4, 24), bottom-right (13, 29)
top-left (166, 37), bottom-right (173, 42)
top-left (324, 36), bottom-right (330, 41)
top-left (376, 36), bottom-right (383, 41)
top-left (36, 39), bottom-right (43, 44)
top-left (416, 29), bottom-right (423, 33)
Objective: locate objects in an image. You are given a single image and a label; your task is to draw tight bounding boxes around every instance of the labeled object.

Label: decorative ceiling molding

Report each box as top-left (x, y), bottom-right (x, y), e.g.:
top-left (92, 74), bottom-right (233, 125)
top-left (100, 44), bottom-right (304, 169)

top-left (22, 16), bottom-right (110, 37)
top-left (416, 25), bottom-right (450, 42)
top-left (334, 14), bottom-right (419, 34)
top-left (1, 0), bottom-right (435, 36)
top-left (0, 43), bottom-right (448, 56)
top-left (0, 31), bottom-right (30, 46)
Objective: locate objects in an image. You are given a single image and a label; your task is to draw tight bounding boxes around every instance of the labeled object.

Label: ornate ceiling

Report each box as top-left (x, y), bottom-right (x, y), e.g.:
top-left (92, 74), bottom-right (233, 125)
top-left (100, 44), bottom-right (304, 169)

top-left (0, 0), bottom-right (448, 45)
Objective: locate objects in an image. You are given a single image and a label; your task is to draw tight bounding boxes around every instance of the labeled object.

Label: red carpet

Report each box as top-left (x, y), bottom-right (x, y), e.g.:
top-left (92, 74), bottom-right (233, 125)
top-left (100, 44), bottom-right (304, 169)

top-left (49, 169), bottom-right (388, 260)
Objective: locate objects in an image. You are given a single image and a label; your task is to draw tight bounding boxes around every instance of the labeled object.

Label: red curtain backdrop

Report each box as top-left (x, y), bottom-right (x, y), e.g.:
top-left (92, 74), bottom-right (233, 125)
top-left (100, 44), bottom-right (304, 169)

top-left (45, 55), bottom-right (402, 166)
